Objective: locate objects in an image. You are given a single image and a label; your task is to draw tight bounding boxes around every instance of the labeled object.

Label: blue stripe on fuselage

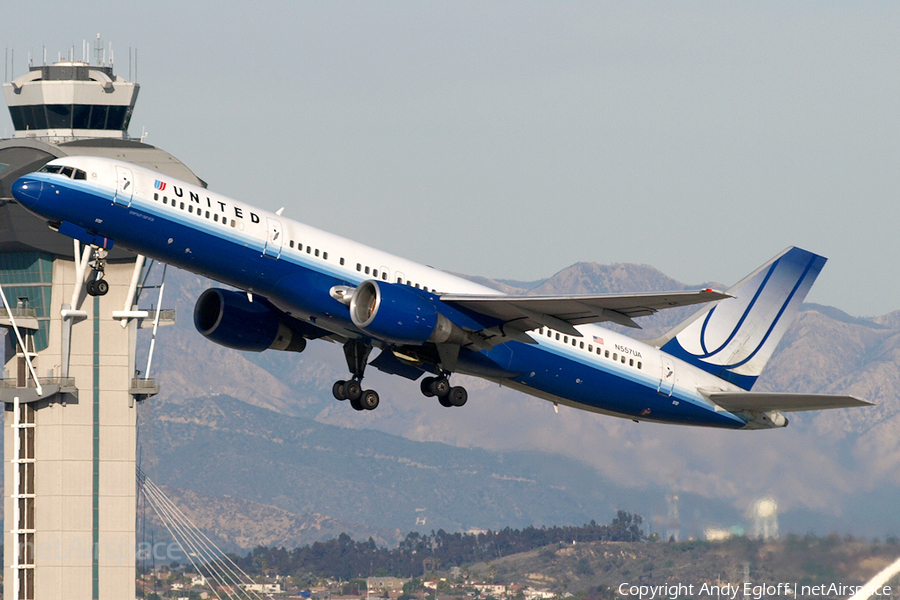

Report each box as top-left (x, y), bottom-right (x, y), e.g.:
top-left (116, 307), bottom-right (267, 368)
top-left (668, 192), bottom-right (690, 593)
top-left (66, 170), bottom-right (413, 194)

top-left (492, 340), bottom-right (746, 428)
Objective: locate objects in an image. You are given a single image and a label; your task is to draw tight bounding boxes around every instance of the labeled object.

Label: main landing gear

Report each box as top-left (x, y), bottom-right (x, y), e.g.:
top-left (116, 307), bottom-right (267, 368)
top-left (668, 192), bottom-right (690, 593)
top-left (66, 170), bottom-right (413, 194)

top-left (86, 247), bottom-right (109, 296)
top-left (420, 374), bottom-right (467, 407)
top-left (332, 340), bottom-right (379, 411)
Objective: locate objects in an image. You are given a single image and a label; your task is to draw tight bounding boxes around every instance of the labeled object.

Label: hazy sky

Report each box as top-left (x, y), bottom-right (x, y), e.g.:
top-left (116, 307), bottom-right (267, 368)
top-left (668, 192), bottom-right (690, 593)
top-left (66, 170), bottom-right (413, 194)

top-left (3, 2), bottom-right (899, 316)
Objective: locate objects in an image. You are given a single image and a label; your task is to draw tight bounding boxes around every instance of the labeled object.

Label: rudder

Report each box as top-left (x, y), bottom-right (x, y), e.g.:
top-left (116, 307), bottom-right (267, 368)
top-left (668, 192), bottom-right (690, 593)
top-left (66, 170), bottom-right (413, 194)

top-left (655, 247), bottom-right (826, 390)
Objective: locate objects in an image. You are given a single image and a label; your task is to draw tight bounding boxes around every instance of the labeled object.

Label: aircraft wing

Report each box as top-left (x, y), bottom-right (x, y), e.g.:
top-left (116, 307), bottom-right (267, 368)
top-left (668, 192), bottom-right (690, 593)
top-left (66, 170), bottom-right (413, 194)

top-left (703, 391), bottom-right (873, 412)
top-left (441, 289), bottom-right (730, 337)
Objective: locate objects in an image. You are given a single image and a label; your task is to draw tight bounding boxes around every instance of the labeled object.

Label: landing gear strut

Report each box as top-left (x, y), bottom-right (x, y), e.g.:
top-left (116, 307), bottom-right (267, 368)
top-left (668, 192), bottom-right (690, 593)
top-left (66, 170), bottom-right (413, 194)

top-left (421, 374), bottom-right (467, 407)
top-left (332, 340), bottom-right (379, 411)
top-left (85, 247), bottom-right (109, 296)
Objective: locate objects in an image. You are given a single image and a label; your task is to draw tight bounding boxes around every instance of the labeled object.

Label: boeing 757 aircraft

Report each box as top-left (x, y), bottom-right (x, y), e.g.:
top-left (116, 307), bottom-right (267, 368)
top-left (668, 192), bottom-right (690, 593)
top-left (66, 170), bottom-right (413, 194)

top-left (11, 157), bottom-right (870, 429)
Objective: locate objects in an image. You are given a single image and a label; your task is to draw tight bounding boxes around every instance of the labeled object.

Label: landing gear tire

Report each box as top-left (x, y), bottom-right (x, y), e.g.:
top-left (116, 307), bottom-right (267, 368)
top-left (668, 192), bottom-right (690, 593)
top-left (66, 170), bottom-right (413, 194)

top-left (438, 395), bottom-right (453, 408)
top-left (430, 377), bottom-right (451, 398)
top-left (333, 380), bottom-right (347, 401)
top-left (350, 395), bottom-right (364, 411)
top-left (448, 386), bottom-right (468, 407)
top-left (359, 389), bottom-right (379, 411)
top-left (86, 280), bottom-right (98, 296)
top-left (420, 376), bottom-right (437, 397)
top-left (95, 279), bottom-right (109, 296)
top-left (344, 380), bottom-right (362, 402)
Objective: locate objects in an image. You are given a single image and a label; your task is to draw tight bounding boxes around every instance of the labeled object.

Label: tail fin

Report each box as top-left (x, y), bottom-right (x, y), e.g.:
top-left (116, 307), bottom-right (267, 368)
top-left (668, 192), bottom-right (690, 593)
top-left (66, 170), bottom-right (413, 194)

top-left (655, 247), bottom-right (826, 390)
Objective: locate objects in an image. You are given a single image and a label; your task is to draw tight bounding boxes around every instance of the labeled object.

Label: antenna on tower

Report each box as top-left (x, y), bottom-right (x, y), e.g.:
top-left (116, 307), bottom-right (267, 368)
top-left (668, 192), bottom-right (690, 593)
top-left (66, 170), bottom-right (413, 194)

top-left (95, 34), bottom-right (102, 66)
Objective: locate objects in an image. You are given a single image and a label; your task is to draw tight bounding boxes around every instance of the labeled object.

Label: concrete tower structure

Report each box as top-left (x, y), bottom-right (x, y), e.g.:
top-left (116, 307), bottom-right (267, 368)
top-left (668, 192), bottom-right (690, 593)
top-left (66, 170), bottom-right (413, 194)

top-left (1, 43), bottom-right (200, 599)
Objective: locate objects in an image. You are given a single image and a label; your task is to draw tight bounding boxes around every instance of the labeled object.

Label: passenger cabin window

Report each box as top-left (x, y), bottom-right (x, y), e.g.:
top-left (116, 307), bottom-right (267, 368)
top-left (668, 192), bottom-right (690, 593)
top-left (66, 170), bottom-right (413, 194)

top-left (323, 252), bottom-right (328, 260)
top-left (382, 272), bottom-right (387, 281)
top-left (289, 241), bottom-right (294, 248)
top-left (340, 258), bottom-right (345, 265)
top-left (315, 249), bottom-right (320, 257)
top-left (365, 267), bottom-right (370, 275)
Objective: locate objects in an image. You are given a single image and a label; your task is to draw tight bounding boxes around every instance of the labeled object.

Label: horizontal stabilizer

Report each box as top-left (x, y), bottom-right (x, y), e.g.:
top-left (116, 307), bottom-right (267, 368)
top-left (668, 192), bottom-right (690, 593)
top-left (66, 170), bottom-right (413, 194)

top-left (702, 391), bottom-right (873, 413)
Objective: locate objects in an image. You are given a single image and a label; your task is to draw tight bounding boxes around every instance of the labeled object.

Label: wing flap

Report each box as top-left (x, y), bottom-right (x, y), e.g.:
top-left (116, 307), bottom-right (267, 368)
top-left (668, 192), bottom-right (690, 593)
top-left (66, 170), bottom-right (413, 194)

top-left (703, 391), bottom-right (873, 413)
top-left (441, 289), bottom-right (730, 335)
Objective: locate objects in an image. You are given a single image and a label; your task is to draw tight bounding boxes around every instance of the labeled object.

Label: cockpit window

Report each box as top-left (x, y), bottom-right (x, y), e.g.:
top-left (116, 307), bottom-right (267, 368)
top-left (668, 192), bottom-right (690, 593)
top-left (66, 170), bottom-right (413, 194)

top-left (38, 164), bottom-right (87, 180)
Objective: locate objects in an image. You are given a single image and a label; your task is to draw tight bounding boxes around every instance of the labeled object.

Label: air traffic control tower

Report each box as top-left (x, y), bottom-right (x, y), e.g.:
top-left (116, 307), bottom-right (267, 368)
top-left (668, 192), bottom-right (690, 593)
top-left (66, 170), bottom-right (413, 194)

top-left (0, 43), bottom-right (202, 599)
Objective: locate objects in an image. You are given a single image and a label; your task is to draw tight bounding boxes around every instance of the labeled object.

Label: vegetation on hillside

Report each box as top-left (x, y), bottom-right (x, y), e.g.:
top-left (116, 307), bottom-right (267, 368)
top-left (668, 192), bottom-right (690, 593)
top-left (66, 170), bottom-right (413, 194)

top-left (230, 512), bottom-right (645, 580)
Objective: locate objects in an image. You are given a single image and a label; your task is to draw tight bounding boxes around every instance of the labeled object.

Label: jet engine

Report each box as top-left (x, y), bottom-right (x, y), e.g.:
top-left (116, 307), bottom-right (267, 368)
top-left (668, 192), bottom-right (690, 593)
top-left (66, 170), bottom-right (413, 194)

top-left (193, 288), bottom-right (307, 353)
top-left (349, 280), bottom-right (468, 346)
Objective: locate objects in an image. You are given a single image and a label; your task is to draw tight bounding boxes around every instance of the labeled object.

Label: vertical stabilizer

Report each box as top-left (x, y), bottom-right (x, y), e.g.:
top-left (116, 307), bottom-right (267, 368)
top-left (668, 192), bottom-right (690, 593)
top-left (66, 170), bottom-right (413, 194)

top-left (657, 247), bottom-right (826, 390)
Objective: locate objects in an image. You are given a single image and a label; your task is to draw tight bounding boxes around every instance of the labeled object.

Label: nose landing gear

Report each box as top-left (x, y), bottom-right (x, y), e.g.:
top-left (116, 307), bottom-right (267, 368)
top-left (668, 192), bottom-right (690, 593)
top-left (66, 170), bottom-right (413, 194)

top-left (86, 248), bottom-right (109, 296)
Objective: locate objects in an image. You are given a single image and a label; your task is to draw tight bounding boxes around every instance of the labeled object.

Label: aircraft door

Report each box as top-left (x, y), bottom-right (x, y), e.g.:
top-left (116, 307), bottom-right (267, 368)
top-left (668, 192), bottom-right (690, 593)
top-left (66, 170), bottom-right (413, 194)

top-left (658, 356), bottom-right (675, 396)
top-left (114, 166), bottom-right (134, 207)
top-left (263, 218), bottom-right (283, 258)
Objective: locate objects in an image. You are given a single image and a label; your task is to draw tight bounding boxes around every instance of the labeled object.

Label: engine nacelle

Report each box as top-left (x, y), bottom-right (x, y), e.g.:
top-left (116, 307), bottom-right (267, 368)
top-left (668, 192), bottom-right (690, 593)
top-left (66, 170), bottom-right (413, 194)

top-left (349, 280), bottom-right (468, 346)
top-left (193, 288), bottom-right (306, 353)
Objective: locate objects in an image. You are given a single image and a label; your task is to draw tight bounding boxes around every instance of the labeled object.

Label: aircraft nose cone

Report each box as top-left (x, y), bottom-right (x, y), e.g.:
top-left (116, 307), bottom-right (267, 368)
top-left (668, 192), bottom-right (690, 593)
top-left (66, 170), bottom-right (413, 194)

top-left (11, 177), bottom-right (43, 204)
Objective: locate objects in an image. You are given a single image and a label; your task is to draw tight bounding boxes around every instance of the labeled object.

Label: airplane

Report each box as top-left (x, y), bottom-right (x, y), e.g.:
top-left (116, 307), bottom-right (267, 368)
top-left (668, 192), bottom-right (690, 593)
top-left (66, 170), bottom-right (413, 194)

top-left (10, 156), bottom-right (871, 429)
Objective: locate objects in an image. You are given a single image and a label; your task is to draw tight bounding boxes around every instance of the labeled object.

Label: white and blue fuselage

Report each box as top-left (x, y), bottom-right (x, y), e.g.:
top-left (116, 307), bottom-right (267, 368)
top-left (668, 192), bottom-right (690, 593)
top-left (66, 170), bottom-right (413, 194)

top-left (12, 156), bottom-right (866, 429)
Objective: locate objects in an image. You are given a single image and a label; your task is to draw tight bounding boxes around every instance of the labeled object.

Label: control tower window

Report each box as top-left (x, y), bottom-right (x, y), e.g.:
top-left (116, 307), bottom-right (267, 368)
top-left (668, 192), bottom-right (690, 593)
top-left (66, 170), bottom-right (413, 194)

top-left (88, 106), bottom-right (107, 129)
top-left (72, 105), bottom-right (92, 129)
top-left (46, 105), bottom-right (71, 129)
